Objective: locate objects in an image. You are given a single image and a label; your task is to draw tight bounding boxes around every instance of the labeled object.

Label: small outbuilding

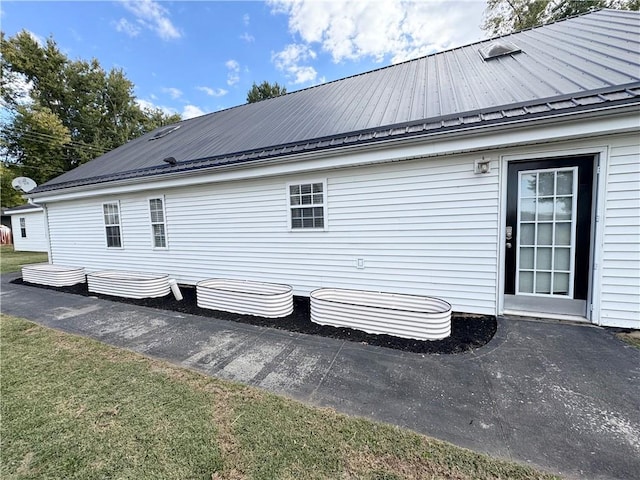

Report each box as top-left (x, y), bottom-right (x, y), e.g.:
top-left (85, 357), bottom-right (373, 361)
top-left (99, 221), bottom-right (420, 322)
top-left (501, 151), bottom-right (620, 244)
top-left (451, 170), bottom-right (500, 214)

top-left (5, 204), bottom-right (48, 253)
top-left (25, 10), bottom-right (640, 329)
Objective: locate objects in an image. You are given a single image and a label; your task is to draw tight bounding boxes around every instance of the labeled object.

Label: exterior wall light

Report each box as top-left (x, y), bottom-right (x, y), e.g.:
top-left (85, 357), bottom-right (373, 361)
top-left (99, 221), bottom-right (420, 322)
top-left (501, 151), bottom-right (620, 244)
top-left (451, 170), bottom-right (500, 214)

top-left (474, 158), bottom-right (491, 174)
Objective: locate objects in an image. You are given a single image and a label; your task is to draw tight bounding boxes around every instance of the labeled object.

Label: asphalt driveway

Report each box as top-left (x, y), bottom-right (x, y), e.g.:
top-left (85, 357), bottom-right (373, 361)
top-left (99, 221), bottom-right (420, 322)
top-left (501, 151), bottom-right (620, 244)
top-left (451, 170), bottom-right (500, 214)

top-left (1, 272), bottom-right (638, 480)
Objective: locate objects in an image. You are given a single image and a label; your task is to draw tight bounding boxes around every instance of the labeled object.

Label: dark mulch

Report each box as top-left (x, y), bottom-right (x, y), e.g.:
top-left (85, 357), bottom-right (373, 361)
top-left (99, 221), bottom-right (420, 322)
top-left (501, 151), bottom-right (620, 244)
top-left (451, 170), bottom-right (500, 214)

top-left (11, 278), bottom-right (497, 354)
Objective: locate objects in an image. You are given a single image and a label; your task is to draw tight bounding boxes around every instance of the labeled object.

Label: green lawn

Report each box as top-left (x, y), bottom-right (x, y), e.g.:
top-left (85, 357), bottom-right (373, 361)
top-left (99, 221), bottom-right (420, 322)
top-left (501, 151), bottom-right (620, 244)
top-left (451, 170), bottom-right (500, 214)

top-left (0, 245), bottom-right (48, 273)
top-left (1, 315), bottom-right (558, 480)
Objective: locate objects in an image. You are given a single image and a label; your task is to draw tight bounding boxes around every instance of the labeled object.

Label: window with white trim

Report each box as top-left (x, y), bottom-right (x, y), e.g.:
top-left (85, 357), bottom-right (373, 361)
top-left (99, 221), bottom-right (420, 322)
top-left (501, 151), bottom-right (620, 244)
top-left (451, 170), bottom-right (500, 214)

top-left (288, 181), bottom-right (325, 229)
top-left (103, 202), bottom-right (122, 248)
top-left (149, 197), bottom-right (167, 248)
top-left (19, 217), bottom-right (27, 238)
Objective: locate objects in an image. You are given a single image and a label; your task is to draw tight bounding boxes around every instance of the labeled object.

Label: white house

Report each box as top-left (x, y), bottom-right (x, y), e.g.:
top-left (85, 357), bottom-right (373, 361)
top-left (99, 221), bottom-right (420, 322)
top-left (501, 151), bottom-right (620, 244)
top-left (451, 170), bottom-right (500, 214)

top-left (26, 10), bottom-right (640, 329)
top-left (5, 204), bottom-right (48, 253)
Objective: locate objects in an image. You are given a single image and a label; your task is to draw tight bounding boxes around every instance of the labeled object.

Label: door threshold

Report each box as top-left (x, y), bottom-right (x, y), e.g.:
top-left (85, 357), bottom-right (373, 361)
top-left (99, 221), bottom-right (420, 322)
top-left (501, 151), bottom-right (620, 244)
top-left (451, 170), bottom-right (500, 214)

top-left (502, 309), bottom-right (591, 324)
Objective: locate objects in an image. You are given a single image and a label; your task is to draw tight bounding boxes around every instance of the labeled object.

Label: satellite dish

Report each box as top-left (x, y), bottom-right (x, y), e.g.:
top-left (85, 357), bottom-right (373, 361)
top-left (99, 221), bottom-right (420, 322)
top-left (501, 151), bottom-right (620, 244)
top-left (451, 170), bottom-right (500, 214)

top-left (11, 176), bottom-right (37, 193)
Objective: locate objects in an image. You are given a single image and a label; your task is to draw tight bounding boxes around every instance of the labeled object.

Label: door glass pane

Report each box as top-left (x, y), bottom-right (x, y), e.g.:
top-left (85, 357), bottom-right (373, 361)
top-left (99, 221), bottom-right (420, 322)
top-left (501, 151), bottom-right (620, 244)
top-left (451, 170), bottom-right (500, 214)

top-left (538, 198), bottom-right (554, 221)
top-left (519, 271), bottom-right (534, 293)
top-left (520, 174), bottom-right (537, 197)
top-left (520, 247), bottom-right (534, 269)
top-left (553, 273), bottom-right (570, 295)
top-left (536, 247), bottom-right (552, 270)
top-left (538, 172), bottom-right (554, 196)
top-left (556, 171), bottom-right (573, 195)
top-left (555, 223), bottom-right (571, 245)
top-left (556, 198), bottom-right (573, 220)
top-left (535, 272), bottom-right (551, 294)
top-left (516, 167), bottom-right (577, 298)
top-left (521, 199), bottom-right (536, 221)
top-left (537, 223), bottom-right (552, 245)
top-left (554, 248), bottom-right (571, 271)
top-left (520, 224), bottom-right (535, 245)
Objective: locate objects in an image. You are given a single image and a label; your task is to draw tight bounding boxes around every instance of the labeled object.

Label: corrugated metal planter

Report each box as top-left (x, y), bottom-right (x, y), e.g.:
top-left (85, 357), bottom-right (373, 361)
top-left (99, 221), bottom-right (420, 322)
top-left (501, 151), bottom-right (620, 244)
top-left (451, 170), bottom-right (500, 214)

top-left (87, 271), bottom-right (170, 299)
top-left (310, 288), bottom-right (452, 340)
top-left (197, 278), bottom-right (293, 318)
top-left (22, 263), bottom-right (86, 287)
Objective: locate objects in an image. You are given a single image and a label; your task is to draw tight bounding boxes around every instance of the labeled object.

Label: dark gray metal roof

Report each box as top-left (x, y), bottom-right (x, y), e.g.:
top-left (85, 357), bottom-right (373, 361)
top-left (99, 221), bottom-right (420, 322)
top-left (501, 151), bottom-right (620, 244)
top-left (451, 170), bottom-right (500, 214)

top-left (37, 9), bottom-right (640, 194)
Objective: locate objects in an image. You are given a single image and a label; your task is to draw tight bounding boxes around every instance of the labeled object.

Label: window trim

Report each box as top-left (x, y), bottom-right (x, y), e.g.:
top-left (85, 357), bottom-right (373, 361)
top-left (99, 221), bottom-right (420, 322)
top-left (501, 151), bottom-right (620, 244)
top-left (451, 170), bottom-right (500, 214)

top-left (102, 201), bottom-right (123, 249)
top-left (148, 196), bottom-right (168, 249)
top-left (19, 217), bottom-right (27, 238)
top-left (286, 179), bottom-right (327, 231)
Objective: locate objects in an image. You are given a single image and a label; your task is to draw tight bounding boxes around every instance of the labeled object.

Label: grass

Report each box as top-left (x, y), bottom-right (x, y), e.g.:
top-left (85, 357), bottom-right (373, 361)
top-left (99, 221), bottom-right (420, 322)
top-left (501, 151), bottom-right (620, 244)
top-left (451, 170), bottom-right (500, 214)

top-left (0, 314), bottom-right (560, 480)
top-left (0, 245), bottom-right (48, 273)
top-left (616, 332), bottom-right (640, 349)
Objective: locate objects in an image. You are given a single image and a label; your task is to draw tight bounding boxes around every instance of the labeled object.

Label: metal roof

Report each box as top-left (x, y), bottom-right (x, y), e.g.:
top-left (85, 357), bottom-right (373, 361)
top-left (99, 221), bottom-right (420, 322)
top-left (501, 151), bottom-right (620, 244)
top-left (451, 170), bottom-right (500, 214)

top-left (4, 203), bottom-right (43, 213)
top-left (37, 9), bottom-right (640, 194)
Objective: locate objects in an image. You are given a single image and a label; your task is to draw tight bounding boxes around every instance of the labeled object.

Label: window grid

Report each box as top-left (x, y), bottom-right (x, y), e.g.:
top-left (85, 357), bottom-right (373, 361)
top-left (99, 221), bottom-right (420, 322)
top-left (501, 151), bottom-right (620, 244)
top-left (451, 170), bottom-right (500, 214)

top-left (516, 168), bottom-right (577, 297)
top-left (289, 182), bottom-right (325, 229)
top-left (103, 202), bottom-right (122, 248)
top-left (19, 217), bottom-right (26, 238)
top-left (149, 198), bottom-right (167, 248)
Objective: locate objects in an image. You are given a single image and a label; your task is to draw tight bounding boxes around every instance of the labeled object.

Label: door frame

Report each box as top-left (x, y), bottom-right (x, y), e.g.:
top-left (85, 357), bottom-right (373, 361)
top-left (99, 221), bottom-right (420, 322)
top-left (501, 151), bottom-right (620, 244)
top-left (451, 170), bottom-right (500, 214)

top-left (497, 145), bottom-right (608, 324)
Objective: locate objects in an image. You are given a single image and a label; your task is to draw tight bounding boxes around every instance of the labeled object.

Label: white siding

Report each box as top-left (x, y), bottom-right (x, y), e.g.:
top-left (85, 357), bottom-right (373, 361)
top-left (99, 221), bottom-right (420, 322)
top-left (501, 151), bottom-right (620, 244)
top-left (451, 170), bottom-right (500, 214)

top-left (600, 139), bottom-right (640, 329)
top-left (47, 153), bottom-right (500, 315)
top-left (10, 210), bottom-right (48, 252)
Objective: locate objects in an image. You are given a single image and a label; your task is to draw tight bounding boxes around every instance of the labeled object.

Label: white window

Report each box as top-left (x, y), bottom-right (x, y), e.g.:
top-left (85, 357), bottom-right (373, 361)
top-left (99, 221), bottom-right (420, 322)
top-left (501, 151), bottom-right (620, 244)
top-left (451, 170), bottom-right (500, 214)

top-left (288, 181), bottom-right (326, 230)
top-left (19, 217), bottom-right (26, 238)
top-left (103, 202), bottom-right (122, 248)
top-left (149, 197), bottom-right (167, 248)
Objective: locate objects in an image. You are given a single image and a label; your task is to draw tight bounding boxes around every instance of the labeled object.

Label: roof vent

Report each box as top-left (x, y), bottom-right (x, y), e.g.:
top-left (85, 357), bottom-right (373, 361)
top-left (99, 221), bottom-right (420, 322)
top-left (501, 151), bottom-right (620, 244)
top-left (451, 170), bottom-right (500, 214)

top-left (479, 41), bottom-right (522, 61)
top-left (149, 125), bottom-right (181, 141)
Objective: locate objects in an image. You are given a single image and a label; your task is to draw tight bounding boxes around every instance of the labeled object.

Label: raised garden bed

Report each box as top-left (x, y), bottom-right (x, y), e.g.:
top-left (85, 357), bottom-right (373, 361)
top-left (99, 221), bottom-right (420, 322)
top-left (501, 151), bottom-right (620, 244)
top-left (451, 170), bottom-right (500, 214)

top-left (22, 263), bottom-right (85, 287)
top-left (197, 278), bottom-right (293, 318)
top-left (311, 288), bottom-right (451, 341)
top-left (87, 270), bottom-right (170, 299)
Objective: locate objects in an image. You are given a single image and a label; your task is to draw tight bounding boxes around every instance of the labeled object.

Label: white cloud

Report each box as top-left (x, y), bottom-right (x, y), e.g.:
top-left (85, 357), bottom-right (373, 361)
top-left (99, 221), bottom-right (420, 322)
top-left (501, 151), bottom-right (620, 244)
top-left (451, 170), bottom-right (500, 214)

top-left (0, 72), bottom-right (33, 109)
top-left (272, 43), bottom-right (317, 84)
top-left (182, 104), bottom-right (206, 119)
top-left (119, 0), bottom-right (181, 40)
top-left (243, 13), bottom-right (250, 26)
top-left (135, 98), bottom-right (177, 117)
top-left (240, 32), bottom-right (255, 43)
top-left (197, 86), bottom-right (228, 97)
top-left (25, 30), bottom-right (44, 46)
top-left (162, 87), bottom-right (183, 99)
top-left (268, 0), bottom-right (485, 64)
top-left (114, 18), bottom-right (141, 37)
top-left (225, 59), bottom-right (240, 86)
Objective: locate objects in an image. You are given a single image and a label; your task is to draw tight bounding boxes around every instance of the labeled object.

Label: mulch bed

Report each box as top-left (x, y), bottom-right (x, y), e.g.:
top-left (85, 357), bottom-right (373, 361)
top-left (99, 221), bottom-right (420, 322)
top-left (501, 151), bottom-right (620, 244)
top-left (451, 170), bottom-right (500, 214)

top-left (11, 278), bottom-right (497, 354)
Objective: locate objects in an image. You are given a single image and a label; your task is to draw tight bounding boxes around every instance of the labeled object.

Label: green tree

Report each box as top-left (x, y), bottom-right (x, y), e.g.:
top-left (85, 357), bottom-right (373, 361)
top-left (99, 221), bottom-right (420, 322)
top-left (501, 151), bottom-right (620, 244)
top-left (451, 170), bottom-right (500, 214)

top-left (0, 30), bottom-right (181, 184)
top-left (0, 165), bottom-right (24, 207)
top-left (246, 80), bottom-right (287, 103)
top-left (482, 0), bottom-right (638, 36)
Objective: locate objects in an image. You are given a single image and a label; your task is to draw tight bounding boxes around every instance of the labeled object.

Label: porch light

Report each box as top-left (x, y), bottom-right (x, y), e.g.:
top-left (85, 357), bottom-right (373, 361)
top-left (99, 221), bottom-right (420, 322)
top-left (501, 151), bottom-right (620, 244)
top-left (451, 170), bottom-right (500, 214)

top-left (474, 158), bottom-right (491, 174)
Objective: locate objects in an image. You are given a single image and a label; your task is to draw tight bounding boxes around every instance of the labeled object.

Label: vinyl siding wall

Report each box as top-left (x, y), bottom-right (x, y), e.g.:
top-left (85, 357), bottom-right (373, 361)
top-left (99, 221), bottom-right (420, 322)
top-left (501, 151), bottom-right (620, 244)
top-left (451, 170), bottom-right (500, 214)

top-left (600, 137), bottom-right (640, 328)
top-left (10, 211), bottom-right (47, 252)
top-left (45, 133), bottom-right (640, 326)
top-left (47, 152), bottom-right (500, 315)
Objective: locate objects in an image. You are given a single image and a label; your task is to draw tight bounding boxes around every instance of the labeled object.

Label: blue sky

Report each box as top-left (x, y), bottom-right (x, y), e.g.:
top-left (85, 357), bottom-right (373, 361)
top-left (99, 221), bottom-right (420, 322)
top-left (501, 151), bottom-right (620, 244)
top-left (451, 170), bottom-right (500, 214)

top-left (1, 1), bottom-right (488, 119)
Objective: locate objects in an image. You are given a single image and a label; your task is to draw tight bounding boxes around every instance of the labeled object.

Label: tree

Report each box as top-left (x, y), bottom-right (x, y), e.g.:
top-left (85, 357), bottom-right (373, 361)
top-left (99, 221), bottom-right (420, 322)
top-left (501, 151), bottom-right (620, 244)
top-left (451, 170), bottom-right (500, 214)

top-left (482, 0), bottom-right (639, 36)
top-left (1, 165), bottom-right (23, 207)
top-left (0, 30), bottom-right (181, 185)
top-left (246, 81), bottom-right (287, 103)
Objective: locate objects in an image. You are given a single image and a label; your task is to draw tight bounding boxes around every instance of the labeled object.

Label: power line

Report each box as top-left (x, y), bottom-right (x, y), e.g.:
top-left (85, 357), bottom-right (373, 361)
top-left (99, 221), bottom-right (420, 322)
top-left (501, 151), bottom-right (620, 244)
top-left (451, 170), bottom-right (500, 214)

top-left (1, 126), bottom-right (110, 155)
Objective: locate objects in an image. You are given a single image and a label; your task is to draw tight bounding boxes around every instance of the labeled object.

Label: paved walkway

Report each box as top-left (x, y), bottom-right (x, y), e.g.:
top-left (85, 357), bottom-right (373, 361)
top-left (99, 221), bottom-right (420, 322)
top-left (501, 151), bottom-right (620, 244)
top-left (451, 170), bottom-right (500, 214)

top-left (1, 273), bottom-right (639, 480)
